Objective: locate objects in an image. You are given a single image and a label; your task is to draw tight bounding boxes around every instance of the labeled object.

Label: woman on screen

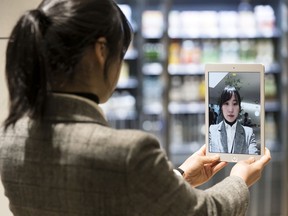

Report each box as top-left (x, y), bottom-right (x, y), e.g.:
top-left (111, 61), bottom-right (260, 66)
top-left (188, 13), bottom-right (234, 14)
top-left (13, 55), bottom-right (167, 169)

top-left (209, 86), bottom-right (259, 154)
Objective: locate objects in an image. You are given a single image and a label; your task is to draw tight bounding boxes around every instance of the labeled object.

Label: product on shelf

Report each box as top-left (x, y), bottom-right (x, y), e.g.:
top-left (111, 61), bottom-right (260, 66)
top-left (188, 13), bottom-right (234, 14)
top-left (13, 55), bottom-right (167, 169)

top-left (218, 11), bottom-right (239, 37)
top-left (142, 62), bottom-right (163, 75)
top-left (254, 5), bottom-right (276, 35)
top-left (239, 40), bottom-right (257, 62)
top-left (170, 114), bottom-right (205, 146)
top-left (142, 115), bottom-right (164, 145)
top-left (168, 5), bottom-right (276, 38)
top-left (219, 39), bottom-right (239, 62)
top-left (169, 11), bottom-right (181, 38)
top-left (143, 43), bottom-right (164, 62)
top-left (168, 38), bottom-right (275, 69)
top-left (169, 76), bottom-right (204, 103)
top-left (238, 2), bottom-right (257, 37)
top-left (256, 39), bottom-right (275, 64)
top-left (170, 119), bottom-right (183, 145)
top-left (142, 76), bottom-right (163, 114)
top-left (142, 10), bottom-right (164, 38)
top-left (170, 76), bottom-right (182, 102)
top-left (265, 113), bottom-right (278, 150)
top-left (182, 76), bottom-right (200, 102)
top-left (100, 91), bottom-right (136, 120)
top-left (265, 73), bottom-right (277, 100)
top-left (202, 40), bottom-right (219, 63)
top-left (199, 11), bottom-right (219, 37)
top-left (198, 78), bottom-right (205, 101)
top-left (169, 41), bottom-right (181, 65)
top-left (180, 40), bottom-right (201, 64)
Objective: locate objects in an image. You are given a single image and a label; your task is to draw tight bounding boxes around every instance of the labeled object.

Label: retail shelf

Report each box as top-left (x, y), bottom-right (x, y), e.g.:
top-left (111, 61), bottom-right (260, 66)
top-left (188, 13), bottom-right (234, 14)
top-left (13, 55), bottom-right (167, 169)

top-left (169, 28), bottom-right (281, 40)
top-left (169, 101), bottom-right (205, 114)
top-left (142, 62), bottom-right (163, 75)
top-left (105, 110), bottom-right (137, 121)
top-left (168, 64), bottom-right (204, 75)
top-left (143, 103), bottom-right (163, 115)
top-left (116, 78), bottom-right (138, 89)
top-left (143, 31), bottom-right (281, 40)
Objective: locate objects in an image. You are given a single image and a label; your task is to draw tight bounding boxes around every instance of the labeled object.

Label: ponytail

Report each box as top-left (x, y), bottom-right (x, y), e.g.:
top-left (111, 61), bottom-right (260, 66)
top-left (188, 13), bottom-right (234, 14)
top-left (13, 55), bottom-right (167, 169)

top-left (4, 9), bottom-right (51, 130)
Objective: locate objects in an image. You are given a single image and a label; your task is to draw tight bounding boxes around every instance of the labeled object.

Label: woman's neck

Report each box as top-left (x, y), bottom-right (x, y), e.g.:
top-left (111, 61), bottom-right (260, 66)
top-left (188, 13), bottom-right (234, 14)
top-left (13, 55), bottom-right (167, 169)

top-left (224, 119), bottom-right (237, 126)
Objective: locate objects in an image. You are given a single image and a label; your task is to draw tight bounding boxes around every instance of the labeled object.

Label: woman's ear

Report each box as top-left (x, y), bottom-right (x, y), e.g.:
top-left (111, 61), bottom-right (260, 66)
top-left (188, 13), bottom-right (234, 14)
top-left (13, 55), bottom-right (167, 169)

top-left (94, 37), bottom-right (108, 67)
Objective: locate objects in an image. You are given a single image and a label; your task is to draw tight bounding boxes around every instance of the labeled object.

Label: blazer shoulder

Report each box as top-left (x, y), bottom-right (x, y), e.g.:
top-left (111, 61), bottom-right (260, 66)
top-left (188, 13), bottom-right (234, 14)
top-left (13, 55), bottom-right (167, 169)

top-left (115, 129), bottom-right (161, 151)
top-left (209, 122), bottom-right (223, 131)
top-left (120, 129), bottom-right (164, 167)
top-left (241, 125), bottom-right (254, 135)
top-left (86, 126), bottom-right (161, 161)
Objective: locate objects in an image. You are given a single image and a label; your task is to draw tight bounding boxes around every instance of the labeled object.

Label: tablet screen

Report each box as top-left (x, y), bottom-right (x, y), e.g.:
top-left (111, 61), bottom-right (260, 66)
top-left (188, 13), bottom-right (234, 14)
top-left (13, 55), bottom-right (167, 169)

top-left (205, 64), bottom-right (265, 162)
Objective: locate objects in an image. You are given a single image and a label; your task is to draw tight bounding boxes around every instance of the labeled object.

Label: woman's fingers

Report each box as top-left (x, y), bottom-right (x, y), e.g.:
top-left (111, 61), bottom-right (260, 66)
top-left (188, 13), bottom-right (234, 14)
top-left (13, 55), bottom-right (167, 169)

top-left (211, 161), bottom-right (228, 174)
top-left (197, 144), bottom-right (206, 156)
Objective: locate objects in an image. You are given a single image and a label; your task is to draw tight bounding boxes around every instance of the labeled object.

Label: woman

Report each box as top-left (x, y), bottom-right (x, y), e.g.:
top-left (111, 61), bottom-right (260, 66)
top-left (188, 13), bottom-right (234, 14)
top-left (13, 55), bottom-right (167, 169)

top-left (0, 0), bottom-right (270, 215)
top-left (209, 86), bottom-right (259, 154)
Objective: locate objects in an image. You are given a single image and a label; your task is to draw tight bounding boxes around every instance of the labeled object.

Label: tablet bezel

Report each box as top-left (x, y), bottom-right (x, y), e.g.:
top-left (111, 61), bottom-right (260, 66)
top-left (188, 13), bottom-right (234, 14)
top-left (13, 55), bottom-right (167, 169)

top-left (205, 63), bottom-right (265, 162)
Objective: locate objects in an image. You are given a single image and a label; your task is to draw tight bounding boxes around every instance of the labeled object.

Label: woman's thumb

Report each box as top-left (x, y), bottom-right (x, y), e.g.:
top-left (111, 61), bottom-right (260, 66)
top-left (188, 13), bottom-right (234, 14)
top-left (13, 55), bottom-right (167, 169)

top-left (245, 157), bottom-right (256, 165)
top-left (200, 155), bottom-right (220, 164)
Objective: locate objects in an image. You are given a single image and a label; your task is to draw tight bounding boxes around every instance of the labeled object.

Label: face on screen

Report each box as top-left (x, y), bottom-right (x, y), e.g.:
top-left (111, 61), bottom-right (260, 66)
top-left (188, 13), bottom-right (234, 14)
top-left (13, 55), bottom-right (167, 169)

top-left (208, 71), bottom-right (261, 155)
top-left (221, 93), bottom-right (240, 123)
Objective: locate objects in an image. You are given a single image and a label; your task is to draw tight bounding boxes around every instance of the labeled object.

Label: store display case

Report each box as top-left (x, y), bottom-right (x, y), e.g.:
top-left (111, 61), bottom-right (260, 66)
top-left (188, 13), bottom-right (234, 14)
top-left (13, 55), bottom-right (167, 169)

top-left (112, 0), bottom-right (287, 215)
top-left (165, 3), bottom-right (285, 214)
top-left (281, 0), bottom-right (288, 215)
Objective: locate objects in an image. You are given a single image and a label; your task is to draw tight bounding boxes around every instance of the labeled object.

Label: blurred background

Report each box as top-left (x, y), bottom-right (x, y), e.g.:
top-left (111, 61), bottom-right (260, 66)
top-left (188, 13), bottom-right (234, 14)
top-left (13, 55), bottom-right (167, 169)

top-left (0, 0), bottom-right (287, 215)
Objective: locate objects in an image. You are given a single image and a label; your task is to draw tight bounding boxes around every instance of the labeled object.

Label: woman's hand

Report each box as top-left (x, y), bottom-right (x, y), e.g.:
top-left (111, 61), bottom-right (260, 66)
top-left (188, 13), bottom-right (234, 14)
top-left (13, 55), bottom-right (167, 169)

top-left (179, 144), bottom-right (227, 187)
top-left (230, 147), bottom-right (271, 187)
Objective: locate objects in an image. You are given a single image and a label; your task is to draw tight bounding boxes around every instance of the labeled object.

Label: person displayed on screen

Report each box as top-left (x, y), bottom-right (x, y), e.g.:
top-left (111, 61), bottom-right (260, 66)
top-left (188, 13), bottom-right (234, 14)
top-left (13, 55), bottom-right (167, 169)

top-left (209, 85), bottom-right (259, 154)
top-left (209, 107), bottom-right (214, 126)
top-left (0, 0), bottom-right (270, 215)
top-left (243, 112), bottom-right (253, 127)
top-left (212, 108), bottom-right (218, 124)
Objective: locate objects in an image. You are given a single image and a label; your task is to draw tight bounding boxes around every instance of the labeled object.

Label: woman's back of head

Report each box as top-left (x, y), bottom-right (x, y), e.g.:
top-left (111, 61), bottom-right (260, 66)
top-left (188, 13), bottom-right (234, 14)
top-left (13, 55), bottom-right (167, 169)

top-left (4, 0), bottom-right (132, 130)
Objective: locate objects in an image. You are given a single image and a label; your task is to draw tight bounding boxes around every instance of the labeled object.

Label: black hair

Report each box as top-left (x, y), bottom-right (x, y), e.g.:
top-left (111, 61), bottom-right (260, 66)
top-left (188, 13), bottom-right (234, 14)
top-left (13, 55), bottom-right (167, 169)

top-left (4, 0), bottom-right (132, 130)
top-left (219, 85), bottom-right (241, 111)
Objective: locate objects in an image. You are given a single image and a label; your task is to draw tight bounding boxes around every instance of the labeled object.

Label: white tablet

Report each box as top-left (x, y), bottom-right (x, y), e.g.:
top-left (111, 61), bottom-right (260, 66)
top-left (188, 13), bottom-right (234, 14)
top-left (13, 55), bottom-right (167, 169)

top-left (205, 63), bottom-right (265, 162)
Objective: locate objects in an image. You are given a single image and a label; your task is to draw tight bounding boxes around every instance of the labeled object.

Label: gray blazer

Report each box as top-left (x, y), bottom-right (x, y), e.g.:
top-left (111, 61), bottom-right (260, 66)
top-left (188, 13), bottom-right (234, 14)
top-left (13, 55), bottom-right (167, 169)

top-left (209, 121), bottom-right (259, 154)
top-left (0, 94), bottom-right (249, 216)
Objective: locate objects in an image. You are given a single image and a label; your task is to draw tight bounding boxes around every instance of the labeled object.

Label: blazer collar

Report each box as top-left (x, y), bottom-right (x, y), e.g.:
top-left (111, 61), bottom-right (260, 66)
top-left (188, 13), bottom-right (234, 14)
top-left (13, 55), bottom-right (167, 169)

top-left (218, 121), bottom-right (246, 153)
top-left (43, 93), bottom-right (109, 126)
top-left (233, 123), bottom-right (246, 153)
top-left (219, 121), bottom-right (228, 152)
